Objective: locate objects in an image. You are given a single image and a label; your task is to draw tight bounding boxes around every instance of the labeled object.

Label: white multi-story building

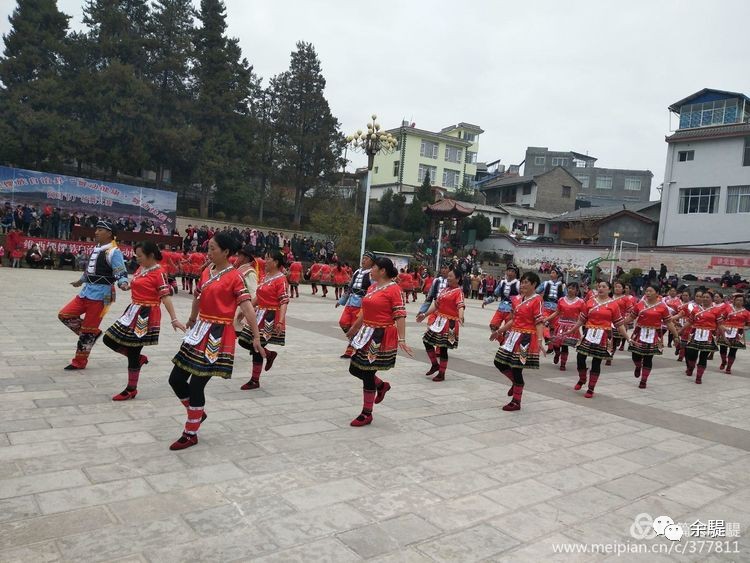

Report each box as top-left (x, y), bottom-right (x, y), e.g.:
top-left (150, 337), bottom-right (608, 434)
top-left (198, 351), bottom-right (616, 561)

top-left (657, 88), bottom-right (750, 249)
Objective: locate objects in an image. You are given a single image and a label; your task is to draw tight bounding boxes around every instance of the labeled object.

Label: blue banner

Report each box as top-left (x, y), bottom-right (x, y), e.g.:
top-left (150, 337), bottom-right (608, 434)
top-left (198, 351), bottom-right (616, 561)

top-left (0, 166), bottom-right (178, 232)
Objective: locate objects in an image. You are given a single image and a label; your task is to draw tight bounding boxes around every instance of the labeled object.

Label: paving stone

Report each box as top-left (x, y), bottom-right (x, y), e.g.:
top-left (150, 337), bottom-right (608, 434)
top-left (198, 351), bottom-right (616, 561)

top-left (483, 478), bottom-right (563, 509)
top-left (423, 493), bottom-right (510, 531)
top-left (251, 537), bottom-right (360, 563)
top-left (281, 477), bottom-right (374, 511)
top-left (0, 469), bottom-right (89, 499)
top-left (36, 476), bottom-right (155, 514)
top-left (0, 540), bottom-right (62, 563)
top-left (145, 462), bottom-right (247, 493)
top-left (0, 506), bottom-right (115, 550)
top-left (416, 522), bottom-right (519, 562)
top-left (259, 502), bottom-right (370, 548)
top-left (488, 502), bottom-right (580, 542)
top-left (107, 485), bottom-right (228, 524)
top-left (0, 495), bottom-right (41, 523)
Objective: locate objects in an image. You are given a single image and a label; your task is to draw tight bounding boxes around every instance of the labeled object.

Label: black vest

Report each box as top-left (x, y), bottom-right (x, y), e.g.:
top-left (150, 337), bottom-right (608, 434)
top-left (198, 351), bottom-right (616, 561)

top-left (498, 279), bottom-right (519, 301)
top-left (86, 247), bottom-right (116, 285)
top-left (543, 281), bottom-right (564, 302)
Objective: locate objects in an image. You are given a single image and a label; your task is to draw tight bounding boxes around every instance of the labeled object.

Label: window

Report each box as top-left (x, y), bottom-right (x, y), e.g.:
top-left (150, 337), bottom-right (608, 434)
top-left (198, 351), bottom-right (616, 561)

top-left (726, 186), bottom-right (750, 213)
top-left (463, 132), bottom-right (476, 142)
top-left (526, 222), bottom-right (535, 234)
top-left (374, 166), bottom-right (378, 174)
top-left (573, 158), bottom-right (588, 168)
top-left (492, 217), bottom-right (503, 228)
top-left (501, 189), bottom-right (517, 203)
top-left (551, 157), bottom-right (569, 166)
top-left (744, 138), bottom-right (750, 167)
top-left (442, 168), bottom-right (461, 189)
top-left (679, 98), bottom-right (740, 129)
top-left (522, 185), bottom-right (532, 195)
top-left (596, 176), bottom-right (613, 190)
top-left (420, 140), bottom-right (438, 159)
top-left (575, 175), bottom-right (590, 189)
top-left (466, 151), bottom-right (477, 164)
top-left (445, 145), bottom-right (462, 163)
top-left (538, 224), bottom-right (546, 235)
top-left (678, 187), bottom-right (719, 214)
top-left (678, 150), bottom-right (695, 162)
top-left (534, 156), bottom-right (545, 165)
top-left (418, 164), bottom-right (437, 184)
top-left (393, 161), bottom-right (400, 176)
top-left (624, 177), bottom-right (641, 191)
top-left (561, 185), bottom-right (571, 198)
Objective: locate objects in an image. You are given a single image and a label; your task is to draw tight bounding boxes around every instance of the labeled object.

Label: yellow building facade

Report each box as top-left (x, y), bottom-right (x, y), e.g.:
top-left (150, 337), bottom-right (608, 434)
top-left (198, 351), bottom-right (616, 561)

top-left (369, 122), bottom-right (483, 202)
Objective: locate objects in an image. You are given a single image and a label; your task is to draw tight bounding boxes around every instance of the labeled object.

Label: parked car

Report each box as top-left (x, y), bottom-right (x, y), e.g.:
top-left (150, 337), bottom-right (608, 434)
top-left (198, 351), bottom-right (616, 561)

top-left (519, 235), bottom-right (555, 244)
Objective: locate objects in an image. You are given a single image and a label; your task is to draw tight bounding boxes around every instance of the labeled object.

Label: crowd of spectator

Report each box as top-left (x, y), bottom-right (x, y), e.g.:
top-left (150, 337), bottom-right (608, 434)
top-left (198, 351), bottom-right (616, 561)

top-left (1, 201), bottom-right (173, 239)
top-left (181, 224), bottom-right (335, 263)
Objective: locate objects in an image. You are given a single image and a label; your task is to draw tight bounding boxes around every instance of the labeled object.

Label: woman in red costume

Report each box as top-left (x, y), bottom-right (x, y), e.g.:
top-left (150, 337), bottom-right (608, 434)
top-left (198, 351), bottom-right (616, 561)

top-left (345, 257), bottom-right (412, 426)
top-left (626, 284), bottom-right (680, 389)
top-left (546, 281), bottom-right (586, 371)
top-left (168, 232), bottom-right (264, 450)
top-left (238, 251), bottom-right (289, 389)
top-left (491, 271), bottom-right (545, 412)
top-left (606, 281), bottom-right (635, 364)
top-left (673, 291), bottom-right (727, 383)
top-left (333, 263), bottom-right (350, 300)
top-left (103, 241), bottom-right (185, 400)
top-left (565, 281), bottom-right (629, 398)
top-left (287, 259), bottom-right (303, 298)
top-left (416, 269), bottom-right (465, 382)
top-left (718, 293), bottom-right (750, 374)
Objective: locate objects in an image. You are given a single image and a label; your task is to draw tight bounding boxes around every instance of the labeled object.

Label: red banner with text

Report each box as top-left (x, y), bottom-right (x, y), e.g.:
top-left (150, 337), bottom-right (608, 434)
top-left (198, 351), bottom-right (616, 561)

top-left (21, 237), bottom-right (135, 258)
top-left (710, 256), bottom-right (750, 268)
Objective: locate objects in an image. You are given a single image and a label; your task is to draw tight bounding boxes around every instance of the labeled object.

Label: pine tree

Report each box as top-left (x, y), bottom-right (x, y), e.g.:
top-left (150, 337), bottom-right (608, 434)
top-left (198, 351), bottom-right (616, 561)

top-left (274, 41), bottom-right (343, 226)
top-left (416, 172), bottom-right (433, 203)
top-left (0, 0), bottom-right (72, 168)
top-left (147, 0), bottom-right (197, 186)
top-left (191, 0), bottom-right (254, 217)
top-left (249, 84), bottom-right (278, 222)
top-left (79, 0), bottom-right (155, 176)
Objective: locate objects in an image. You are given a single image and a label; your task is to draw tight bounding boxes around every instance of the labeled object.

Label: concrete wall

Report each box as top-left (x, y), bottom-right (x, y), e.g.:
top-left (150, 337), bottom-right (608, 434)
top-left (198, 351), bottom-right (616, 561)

top-left (597, 215), bottom-right (658, 247)
top-left (475, 234), bottom-right (750, 277)
top-left (524, 147), bottom-right (652, 205)
top-left (534, 168), bottom-right (581, 213)
top-left (658, 136), bottom-right (750, 248)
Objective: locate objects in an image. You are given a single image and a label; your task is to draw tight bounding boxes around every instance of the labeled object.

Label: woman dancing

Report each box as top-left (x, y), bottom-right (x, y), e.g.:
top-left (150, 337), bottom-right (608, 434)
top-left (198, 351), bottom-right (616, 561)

top-left (345, 257), bottom-right (412, 426)
top-left (416, 268), bottom-right (465, 382)
top-left (103, 241), bottom-right (185, 400)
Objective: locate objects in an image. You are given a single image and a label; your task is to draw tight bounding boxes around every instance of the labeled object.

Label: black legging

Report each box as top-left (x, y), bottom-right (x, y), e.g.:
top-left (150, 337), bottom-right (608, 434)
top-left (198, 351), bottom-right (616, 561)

top-left (496, 362), bottom-right (524, 385)
top-left (168, 365), bottom-right (211, 407)
top-left (631, 352), bottom-right (653, 369)
top-left (102, 334), bottom-right (143, 370)
top-left (577, 353), bottom-right (602, 373)
top-left (559, 345), bottom-right (569, 354)
top-left (251, 345), bottom-right (268, 363)
top-left (719, 345), bottom-right (738, 360)
top-left (685, 348), bottom-right (710, 367)
top-left (349, 364), bottom-right (377, 391)
top-left (424, 342), bottom-right (449, 360)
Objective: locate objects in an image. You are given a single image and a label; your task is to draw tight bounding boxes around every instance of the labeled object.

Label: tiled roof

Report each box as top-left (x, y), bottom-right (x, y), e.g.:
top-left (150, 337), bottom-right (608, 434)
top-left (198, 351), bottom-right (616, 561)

top-left (551, 201), bottom-right (660, 221)
top-left (498, 205), bottom-right (560, 220)
top-left (478, 175), bottom-right (535, 190)
top-left (424, 198), bottom-right (475, 217)
top-left (666, 122), bottom-right (750, 143)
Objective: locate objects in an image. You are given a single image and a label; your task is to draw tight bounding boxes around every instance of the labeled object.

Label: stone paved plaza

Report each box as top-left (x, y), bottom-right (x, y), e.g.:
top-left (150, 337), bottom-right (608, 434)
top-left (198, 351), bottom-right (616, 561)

top-left (0, 268), bottom-right (749, 562)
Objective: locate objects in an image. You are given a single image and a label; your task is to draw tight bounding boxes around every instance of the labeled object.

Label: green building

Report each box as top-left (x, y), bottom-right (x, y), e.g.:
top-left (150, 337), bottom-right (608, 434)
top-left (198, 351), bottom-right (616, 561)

top-left (369, 121), bottom-right (483, 203)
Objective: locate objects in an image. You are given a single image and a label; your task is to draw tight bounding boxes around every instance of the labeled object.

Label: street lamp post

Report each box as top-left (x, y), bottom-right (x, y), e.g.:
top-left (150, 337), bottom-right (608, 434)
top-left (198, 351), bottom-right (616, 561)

top-left (435, 220), bottom-right (445, 270)
top-left (610, 231), bottom-right (620, 283)
top-left (347, 115), bottom-right (398, 260)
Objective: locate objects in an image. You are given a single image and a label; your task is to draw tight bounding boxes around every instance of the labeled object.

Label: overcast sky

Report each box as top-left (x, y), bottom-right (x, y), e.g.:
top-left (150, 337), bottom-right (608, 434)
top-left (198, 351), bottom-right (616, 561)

top-left (3, 0), bottom-right (749, 199)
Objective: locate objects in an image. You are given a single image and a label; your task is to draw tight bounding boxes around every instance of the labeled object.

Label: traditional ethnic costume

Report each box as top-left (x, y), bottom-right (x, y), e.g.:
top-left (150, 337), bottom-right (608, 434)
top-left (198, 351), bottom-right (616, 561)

top-left (551, 295), bottom-right (586, 371)
top-left (168, 264), bottom-right (251, 450)
top-left (238, 271), bottom-right (289, 389)
top-left (338, 264), bottom-right (372, 358)
top-left (608, 293), bottom-right (636, 362)
top-left (288, 261), bottom-right (303, 298)
top-left (484, 277), bottom-right (520, 330)
top-left (684, 304), bottom-right (726, 383)
top-left (103, 264), bottom-right (171, 399)
top-left (347, 280), bottom-right (406, 426)
top-left (538, 278), bottom-right (565, 355)
top-left (718, 304), bottom-right (750, 374)
top-left (58, 222), bottom-right (128, 370)
top-left (574, 298), bottom-right (625, 397)
top-left (419, 273), bottom-right (448, 319)
top-left (628, 300), bottom-right (673, 388)
top-left (422, 286), bottom-right (464, 381)
top-left (493, 293), bottom-right (544, 411)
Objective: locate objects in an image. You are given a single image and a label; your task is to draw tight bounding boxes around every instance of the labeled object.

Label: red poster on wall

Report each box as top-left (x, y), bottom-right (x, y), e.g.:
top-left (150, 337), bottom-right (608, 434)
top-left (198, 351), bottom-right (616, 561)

top-left (710, 256), bottom-right (750, 268)
top-left (20, 237), bottom-right (135, 258)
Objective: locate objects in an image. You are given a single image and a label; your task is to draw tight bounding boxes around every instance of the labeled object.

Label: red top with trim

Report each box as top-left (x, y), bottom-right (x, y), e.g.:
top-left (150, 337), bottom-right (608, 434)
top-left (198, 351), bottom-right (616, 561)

top-left (196, 266), bottom-right (251, 323)
top-left (510, 294), bottom-right (544, 331)
top-left (256, 272), bottom-right (289, 311)
top-left (556, 296), bottom-right (586, 321)
top-left (361, 282), bottom-right (406, 326)
top-left (131, 265), bottom-right (170, 305)
top-left (632, 300), bottom-right (672, 328)
top-left (722, 306), bottom-right (750, 328)
top-left (436, 286), bottom-right (465, 319)
top-left (580, 298), bottom-right (624, 329)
